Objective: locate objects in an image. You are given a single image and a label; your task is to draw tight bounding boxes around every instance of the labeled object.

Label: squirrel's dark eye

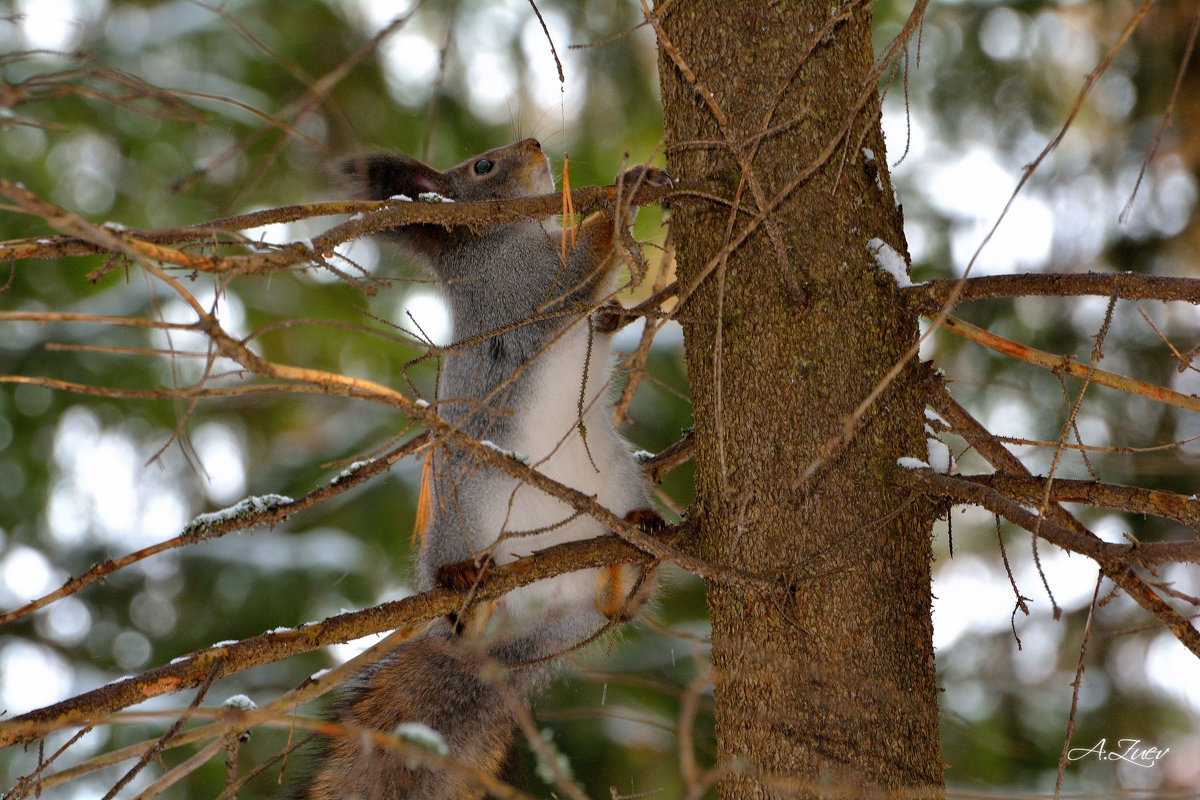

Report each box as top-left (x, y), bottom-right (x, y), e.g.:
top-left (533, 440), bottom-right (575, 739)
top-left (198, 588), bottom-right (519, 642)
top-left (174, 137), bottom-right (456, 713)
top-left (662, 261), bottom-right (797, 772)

top-left (473, 159), bottom-right (494, 176)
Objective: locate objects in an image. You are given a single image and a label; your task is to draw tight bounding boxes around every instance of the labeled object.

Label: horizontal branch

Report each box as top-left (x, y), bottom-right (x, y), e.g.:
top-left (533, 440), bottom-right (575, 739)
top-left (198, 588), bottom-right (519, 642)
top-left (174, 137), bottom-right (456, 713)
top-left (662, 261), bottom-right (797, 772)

top-left (0, 199), bottom-right (371, 263)
top-left (904, 272), bottom-right (1200, 315)
top-left (0, 373), bottom-right (348, 402)
top-left (0, 178), bottom-right (673, 275)
top-left (915, 470), bottom-right (1200, 662)
top-left (0, 428), bottom-right (693, 629)
top-left (0, 311), bottom-right (197, 329)
top-left (0, 434), bottom-right (429, 626)
top-left (940, 315), bottom-right (1200, 415)
top-left (964, 473), bottom-right (1200, 529)
top-left (5, 304), bottom-right (713, 586)
top-left (922, 368), bottom-right (1200, 659)
top-left (0, 535), bottom-right (652, 748)
top-left (914, 470), bottom-right (1200, 569)
top-left (642, 430), bottom-right (695, 484)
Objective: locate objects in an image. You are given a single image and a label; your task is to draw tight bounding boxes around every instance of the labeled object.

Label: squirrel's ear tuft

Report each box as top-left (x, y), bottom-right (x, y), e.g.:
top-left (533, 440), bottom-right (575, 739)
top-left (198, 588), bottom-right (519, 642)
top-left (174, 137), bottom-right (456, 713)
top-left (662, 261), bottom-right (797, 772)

top-left (334, 153), bottom-right (447, 200)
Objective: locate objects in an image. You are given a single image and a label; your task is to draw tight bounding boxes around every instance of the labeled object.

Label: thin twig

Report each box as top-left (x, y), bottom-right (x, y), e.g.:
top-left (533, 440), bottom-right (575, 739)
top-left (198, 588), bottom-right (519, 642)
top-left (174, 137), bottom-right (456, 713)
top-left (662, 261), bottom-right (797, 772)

top-left (923, 371), bottom-right (1200, 659)
top-left (1119, 3), bottom-right (1200, 222)
top-left (0, 435), bottom-right (430, 626)
top-left (940, 314), bottom-right (1200, 415)
top-left (1053, 571), bottom-right (1105, 800)
top-left (0, 536), bottom-right (657, 748)
top-left (904, 271), bottom-right (1200, 315)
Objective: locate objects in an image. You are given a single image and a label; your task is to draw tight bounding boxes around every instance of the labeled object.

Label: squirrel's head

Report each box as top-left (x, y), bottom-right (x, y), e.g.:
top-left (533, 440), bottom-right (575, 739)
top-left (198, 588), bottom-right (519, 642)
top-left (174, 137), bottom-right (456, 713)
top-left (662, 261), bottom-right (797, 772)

top-left (337, 138), bottom-right (554, 204)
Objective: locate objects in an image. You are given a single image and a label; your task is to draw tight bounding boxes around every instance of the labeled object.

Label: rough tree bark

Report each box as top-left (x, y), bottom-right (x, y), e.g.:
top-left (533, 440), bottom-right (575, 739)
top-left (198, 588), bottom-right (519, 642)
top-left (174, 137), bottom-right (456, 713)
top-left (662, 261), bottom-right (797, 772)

top-left (655, 1), bottom-right (944, 797)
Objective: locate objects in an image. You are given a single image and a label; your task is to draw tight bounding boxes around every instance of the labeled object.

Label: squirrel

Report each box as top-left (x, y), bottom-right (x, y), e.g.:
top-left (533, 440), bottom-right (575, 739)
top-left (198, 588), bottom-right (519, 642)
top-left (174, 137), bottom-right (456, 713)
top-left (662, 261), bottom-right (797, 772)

top-left (300, 138), bottom-right (671, 799)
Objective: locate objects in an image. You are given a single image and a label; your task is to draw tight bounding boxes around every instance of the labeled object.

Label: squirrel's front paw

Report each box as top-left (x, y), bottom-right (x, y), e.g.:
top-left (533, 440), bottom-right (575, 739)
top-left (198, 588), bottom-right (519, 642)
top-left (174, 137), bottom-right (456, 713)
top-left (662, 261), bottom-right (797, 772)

top-left (592, 299), bottom-right (625, 334)
top-left (436, 556), bottom-right (494, 592)
top-left (613, 166), bottom-right (672, 226)
top-left (616, 165), bottom-right (674, 191)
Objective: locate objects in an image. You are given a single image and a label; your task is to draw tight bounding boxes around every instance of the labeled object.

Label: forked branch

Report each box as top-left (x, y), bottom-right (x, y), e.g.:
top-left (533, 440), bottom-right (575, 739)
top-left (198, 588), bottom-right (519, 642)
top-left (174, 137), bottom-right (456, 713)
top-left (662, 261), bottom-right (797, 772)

top-left (0, 535), bottom-right (652, 748)
top-left (923, 369), bottom-right (1200, 659)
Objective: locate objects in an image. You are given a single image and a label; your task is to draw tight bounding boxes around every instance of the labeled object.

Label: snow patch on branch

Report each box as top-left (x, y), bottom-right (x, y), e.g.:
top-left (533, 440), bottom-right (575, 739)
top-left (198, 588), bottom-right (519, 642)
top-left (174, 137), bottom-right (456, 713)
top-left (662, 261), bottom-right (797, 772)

top-left (897, 456), bottom-right (930, 470)
top-left (333, 459), bottom-right (374, 484)
top-left (925, 437), bottom-right (953, 475)
top-left (480, 440), bottom-right (529, 464)
top-left (897, 438), bottom-right (955, 474)
top-left (182, 493), bottom-right (294, 537)
top-left (867, 238), bottom-right (911, 288)
top-left (223, 693), bottom-right (257, 711)
top-left (534, 727), bottom-right (575, 784)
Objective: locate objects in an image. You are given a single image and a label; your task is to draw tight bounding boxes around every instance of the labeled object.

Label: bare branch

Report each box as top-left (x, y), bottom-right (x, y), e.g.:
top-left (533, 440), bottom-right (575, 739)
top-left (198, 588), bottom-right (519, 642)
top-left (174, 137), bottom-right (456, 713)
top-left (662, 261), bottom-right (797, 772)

top-left (1054, 572), bottom-right (1104, 797)
top-left (915, 470), bottom-right (1200, 570)
top-left (641, 431), bottom-right (695, 485)
top-left (924, 369), bottom-right (1200, 659)
top-left (904, 272), bottom-right (1200, 315)
top-left (0, 435), bottom-right (430, 626)
top-left (941, 314), bottom-right (1200, 415)
top-left (0, 536), bottom-right (653, 748)
top-left (1119, 3), bottom-right (1200, 222)
top-left (0, 179), bottom-right (674, 276)
top-left (963, 473), bottom-right (1200, 529)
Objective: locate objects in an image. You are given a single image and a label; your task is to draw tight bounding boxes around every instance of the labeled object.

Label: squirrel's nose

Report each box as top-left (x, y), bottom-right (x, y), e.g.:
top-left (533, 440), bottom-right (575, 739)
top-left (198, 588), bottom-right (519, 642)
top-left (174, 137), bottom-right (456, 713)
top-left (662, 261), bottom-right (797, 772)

top-left (520, 138), bottom-right (541, 151)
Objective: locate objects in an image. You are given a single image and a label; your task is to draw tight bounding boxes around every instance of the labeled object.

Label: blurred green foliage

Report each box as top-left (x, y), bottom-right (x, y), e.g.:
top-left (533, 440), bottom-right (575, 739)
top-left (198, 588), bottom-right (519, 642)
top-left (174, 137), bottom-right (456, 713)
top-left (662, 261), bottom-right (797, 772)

top-left (2, 0), bottom-right (1199, 797)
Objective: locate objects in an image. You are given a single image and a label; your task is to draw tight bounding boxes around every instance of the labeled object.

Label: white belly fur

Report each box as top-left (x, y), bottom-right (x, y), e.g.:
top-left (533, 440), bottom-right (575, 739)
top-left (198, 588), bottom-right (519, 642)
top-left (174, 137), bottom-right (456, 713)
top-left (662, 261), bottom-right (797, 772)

top-left (483, 324), bottom-right (646, 625)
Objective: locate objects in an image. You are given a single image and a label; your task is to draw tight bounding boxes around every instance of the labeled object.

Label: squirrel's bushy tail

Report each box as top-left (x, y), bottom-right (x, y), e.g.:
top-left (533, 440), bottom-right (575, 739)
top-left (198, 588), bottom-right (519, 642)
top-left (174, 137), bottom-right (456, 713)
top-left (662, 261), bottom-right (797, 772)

top-left (301, 619), bottom-right (542, 800)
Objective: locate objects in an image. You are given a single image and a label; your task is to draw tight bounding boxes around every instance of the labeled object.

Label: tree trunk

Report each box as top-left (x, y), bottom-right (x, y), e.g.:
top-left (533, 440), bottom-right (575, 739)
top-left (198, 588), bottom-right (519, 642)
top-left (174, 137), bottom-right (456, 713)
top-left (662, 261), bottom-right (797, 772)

top-left (655, 2), bottom-right (944, 797)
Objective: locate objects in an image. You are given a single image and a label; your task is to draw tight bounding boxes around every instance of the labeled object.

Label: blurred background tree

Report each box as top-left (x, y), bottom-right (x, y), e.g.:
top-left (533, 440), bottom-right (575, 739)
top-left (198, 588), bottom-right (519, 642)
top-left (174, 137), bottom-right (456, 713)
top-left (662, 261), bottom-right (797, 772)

top-left (1, 0), bottom-right (1198, 797)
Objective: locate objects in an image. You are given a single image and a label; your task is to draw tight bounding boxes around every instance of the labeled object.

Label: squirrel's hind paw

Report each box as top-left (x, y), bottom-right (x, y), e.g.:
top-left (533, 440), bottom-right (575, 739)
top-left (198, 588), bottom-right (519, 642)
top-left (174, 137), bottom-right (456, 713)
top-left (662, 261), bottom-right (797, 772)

top-left (624, 507), bottom-right (668, 534)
